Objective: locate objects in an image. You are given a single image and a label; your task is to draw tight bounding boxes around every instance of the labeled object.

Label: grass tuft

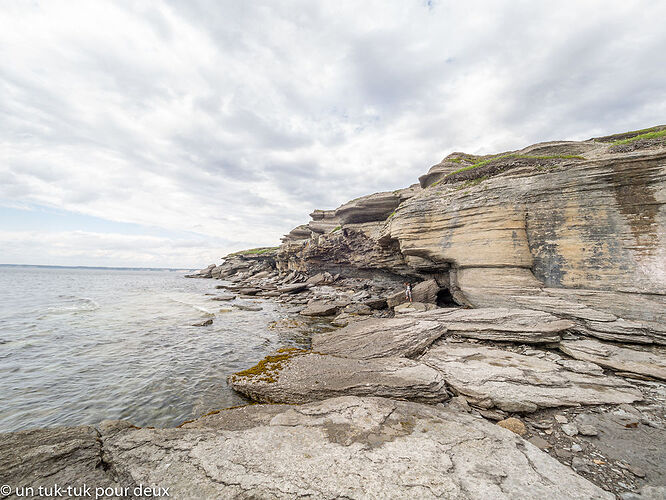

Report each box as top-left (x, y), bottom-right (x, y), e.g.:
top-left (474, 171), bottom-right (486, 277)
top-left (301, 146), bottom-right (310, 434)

top-left (611, 129), bottom-right (666, 146)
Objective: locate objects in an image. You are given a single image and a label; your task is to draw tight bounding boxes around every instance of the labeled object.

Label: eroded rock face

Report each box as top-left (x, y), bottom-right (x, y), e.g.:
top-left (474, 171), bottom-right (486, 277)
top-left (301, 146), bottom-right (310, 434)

top-left (228, 351), bottom-right (449, 404)
top-left (420, 343), bottom-right (643, 412)
top-left (312, 317), bottom-right (447, 359)
top-left (276, 133), bottom-right (666, 343)
top-left (559, 339), bottom-right (666, 380)
top-left (0, 397), bottom-right (614, 500)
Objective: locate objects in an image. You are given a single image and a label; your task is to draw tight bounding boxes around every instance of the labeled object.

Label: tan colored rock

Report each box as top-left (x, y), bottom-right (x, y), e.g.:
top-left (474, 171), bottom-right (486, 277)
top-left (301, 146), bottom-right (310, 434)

top-left (497, 418), bottom-right (527, 436)
top-left (559, 339), bottom-right (666, 380)
top-left (394, 302), bottom-right (438, 313)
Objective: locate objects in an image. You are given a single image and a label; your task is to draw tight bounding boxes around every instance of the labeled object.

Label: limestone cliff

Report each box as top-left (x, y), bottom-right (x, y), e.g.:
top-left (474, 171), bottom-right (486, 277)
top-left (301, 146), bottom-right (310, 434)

top-left (277, 126), bottom-right (666, 343)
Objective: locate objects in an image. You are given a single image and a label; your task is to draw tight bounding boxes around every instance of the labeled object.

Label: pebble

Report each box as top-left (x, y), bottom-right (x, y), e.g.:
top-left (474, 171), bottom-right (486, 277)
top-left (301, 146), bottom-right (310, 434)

top-left (555, 415), bottom-right (568, 424)
top-left (497, 418), bottom-right (527, 436)
top-left (571, 443), bottom-right (583, 453)
top-left (627, 465), bottom-right (646, 478)
top-left (561, 423), bottom-right (579, 436)
top-left (572, 457), bottom-right (592, 474)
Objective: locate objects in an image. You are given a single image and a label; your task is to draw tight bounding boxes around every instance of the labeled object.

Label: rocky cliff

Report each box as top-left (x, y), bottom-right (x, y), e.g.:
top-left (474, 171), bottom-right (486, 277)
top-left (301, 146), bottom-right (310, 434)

top-left (277, 126), bottom-right (666, 343)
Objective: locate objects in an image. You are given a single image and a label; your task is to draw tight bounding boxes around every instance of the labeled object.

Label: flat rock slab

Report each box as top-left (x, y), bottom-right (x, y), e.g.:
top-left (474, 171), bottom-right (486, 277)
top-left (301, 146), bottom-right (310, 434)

top-left (312, 317), bottom-right (446, 359)
top-left (228, 351), bottom-right (449, 404)
top-left (419, 307), bottom-right (573, 343)
top-left (394, 301), bottom-right (438, 313)
top-left (420, 343), bottom-right (643, 412)
top-left (1, 397), bottom-right (614, 499)
top-left (300, 300), bottom-right (341, 316)
top-left (560, 339), bottom-right (666, 380)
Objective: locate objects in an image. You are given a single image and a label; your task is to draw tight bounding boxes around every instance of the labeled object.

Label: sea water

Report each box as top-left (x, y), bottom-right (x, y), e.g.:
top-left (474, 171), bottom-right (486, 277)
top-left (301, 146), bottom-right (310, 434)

top-left (0, 266), bottom-right (318, 432)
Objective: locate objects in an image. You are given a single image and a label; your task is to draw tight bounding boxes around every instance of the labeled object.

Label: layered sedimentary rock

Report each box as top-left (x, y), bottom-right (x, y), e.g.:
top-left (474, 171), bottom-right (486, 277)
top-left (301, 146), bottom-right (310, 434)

top-left (228, 351), bottom-right (448, 404)
top-left (0, 397), bottom-right (615, 500)
top-left (277, 128), bottom-right (666, 344)
top-left (559, 339), bottom-right (666, 380)
top-left (420, 343), bottom-right (643, 412)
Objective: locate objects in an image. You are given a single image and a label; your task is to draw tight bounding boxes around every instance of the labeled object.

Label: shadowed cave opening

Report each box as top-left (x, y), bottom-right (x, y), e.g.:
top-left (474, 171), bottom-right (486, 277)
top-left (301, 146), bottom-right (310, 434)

top-left (436, 288), bottom-right (457, 307)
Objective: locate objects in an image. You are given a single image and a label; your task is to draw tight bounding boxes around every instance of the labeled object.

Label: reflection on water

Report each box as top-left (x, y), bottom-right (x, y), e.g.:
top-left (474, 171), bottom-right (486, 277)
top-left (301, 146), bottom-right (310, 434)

top-left (0, 266), bottom-right (328, 432)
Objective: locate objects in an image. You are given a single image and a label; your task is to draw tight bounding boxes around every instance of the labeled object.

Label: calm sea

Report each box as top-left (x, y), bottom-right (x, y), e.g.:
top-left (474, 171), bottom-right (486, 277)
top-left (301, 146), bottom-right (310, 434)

top-left (0, 266), bottom-right (317, 433)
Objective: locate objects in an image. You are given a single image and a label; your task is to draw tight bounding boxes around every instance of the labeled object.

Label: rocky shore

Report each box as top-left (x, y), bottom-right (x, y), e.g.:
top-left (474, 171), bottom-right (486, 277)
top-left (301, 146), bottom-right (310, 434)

top-left (2, 127), bottom-right (665, 499)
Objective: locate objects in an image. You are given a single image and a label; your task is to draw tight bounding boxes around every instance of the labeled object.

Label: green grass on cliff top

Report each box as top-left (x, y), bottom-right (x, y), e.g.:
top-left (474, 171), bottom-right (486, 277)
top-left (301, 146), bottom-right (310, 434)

top-left (445, 153), bottom-right (586, 177)
top-left (611, 129), bottom-right (666, 146)
top-left (228, 247), bottom-right (279, 256)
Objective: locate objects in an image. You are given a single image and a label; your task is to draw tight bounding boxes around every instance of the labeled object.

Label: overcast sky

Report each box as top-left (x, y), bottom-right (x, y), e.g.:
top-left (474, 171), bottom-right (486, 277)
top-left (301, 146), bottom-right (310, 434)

top-left (1, 0), bottom-right (665, 268)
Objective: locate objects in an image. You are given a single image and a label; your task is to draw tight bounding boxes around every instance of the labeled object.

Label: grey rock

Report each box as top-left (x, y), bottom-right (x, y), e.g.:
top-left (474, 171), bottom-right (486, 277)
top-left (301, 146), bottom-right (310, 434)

top-left (278, 283), bottom-right (310, 294)
top-left (238, 287), bottom-right (262, 296)
top-left (228, 352), bottom-right (449, 404)
top-left (555, 415), bottom-right (569, 424)
top-left (560, 339), bottom-right (666, 380)
top-left (192, 318), bottom-right (213, 326)
top-left (420, 343), bottom-right (643, 412)
top-left (556, 359), bottom-right (605, 375)
top-left (312, 317), bottom-right (446, 359)
top-left (233, 304), bottom-right (262, 312)
top-left (561, 423), bottom-right (579, 436)
top-left (419, 307), bottom-right (573, 343)
top-left (0, 425), bottom-right (122, 494)
top-left (571, 443), bottom-right (583, 452)
top-left (529, 436), bottom-right (551, 449)
top-left (299, 300), bottom-right (342, 317)
top-left (577, 424), bottom-right (599, 436)
top-left (210, 294), bottom-right (235, 301)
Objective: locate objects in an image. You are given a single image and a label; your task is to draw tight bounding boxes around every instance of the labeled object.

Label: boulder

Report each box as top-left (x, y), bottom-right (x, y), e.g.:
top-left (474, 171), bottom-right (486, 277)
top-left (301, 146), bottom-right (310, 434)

top-left (420, 342), bottom-right (643, 412)
top-left (228, 351), bottom-right (449, 404)
top-left (559, 339), bottom-right (666, 380)
top-left (312, 317), bottom-right (446, 359)
top-left (418, 307), bottom-right (573, 343)
top-left (387, 279), bottom-right (440, 308)
top-left (238, 288), bottom-right (262, 296)
top-left (1, 397), bottom-right (614, 499)
top-left (364, 297), bottom-right (387, 309)
top-left (299, 300), bottom-right (342, 317)
top-left (305, 273), bottom-right (326, 286)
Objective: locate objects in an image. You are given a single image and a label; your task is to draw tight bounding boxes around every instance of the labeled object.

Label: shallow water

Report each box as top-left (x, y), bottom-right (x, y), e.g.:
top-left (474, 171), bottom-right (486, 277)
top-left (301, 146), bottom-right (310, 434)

top-left (0, 266), bottom-right (323, 432)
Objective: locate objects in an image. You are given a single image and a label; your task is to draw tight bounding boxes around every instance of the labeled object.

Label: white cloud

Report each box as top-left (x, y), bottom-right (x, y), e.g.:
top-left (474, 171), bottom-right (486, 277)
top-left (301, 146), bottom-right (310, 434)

top-left (1, 0), bottom-right (665, 266)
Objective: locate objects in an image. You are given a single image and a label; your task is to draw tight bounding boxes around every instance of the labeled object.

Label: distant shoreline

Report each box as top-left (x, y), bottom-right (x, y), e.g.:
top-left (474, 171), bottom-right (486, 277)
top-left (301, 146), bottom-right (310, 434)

top-left (0, 264), bottom-right (195, 272)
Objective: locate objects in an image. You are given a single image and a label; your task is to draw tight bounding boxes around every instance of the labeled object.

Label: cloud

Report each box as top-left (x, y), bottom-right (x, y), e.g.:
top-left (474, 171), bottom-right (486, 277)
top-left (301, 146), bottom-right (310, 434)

top-left (1, 0), bottom-right (665, 266)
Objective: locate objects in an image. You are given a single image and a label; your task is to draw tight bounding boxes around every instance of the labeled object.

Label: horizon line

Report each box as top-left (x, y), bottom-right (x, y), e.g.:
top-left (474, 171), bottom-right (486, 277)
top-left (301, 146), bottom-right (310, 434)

top-left (0, 263), bottom-right (196, 271)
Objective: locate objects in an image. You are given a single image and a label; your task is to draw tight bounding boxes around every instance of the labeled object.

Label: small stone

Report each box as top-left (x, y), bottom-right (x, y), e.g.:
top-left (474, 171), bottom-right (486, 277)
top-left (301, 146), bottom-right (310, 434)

top-left (577, 424), bottom-right (598, 436)
top-left (528, 436), bottom-right (551, 449)
top-left (192, 318), bottom-right (213, 327)
top-left (561, 423), bottom-right (579, 436)
top-left (531, 420), bottom-right (553, 430)
top-left (555, 415), bottom-right (568, 424)
top-left (571, 443), bottom-right (583, 453)
top-left (555, 448), bottom-right (572, 459)
top-left (619, 493), bottom-right (642, 500)
top-left (572, 457), bottom-right (592, 474)
top-left (497, 418), bottom-right (527, 436)
top-left (545, 429), bottom-right (553, 435)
